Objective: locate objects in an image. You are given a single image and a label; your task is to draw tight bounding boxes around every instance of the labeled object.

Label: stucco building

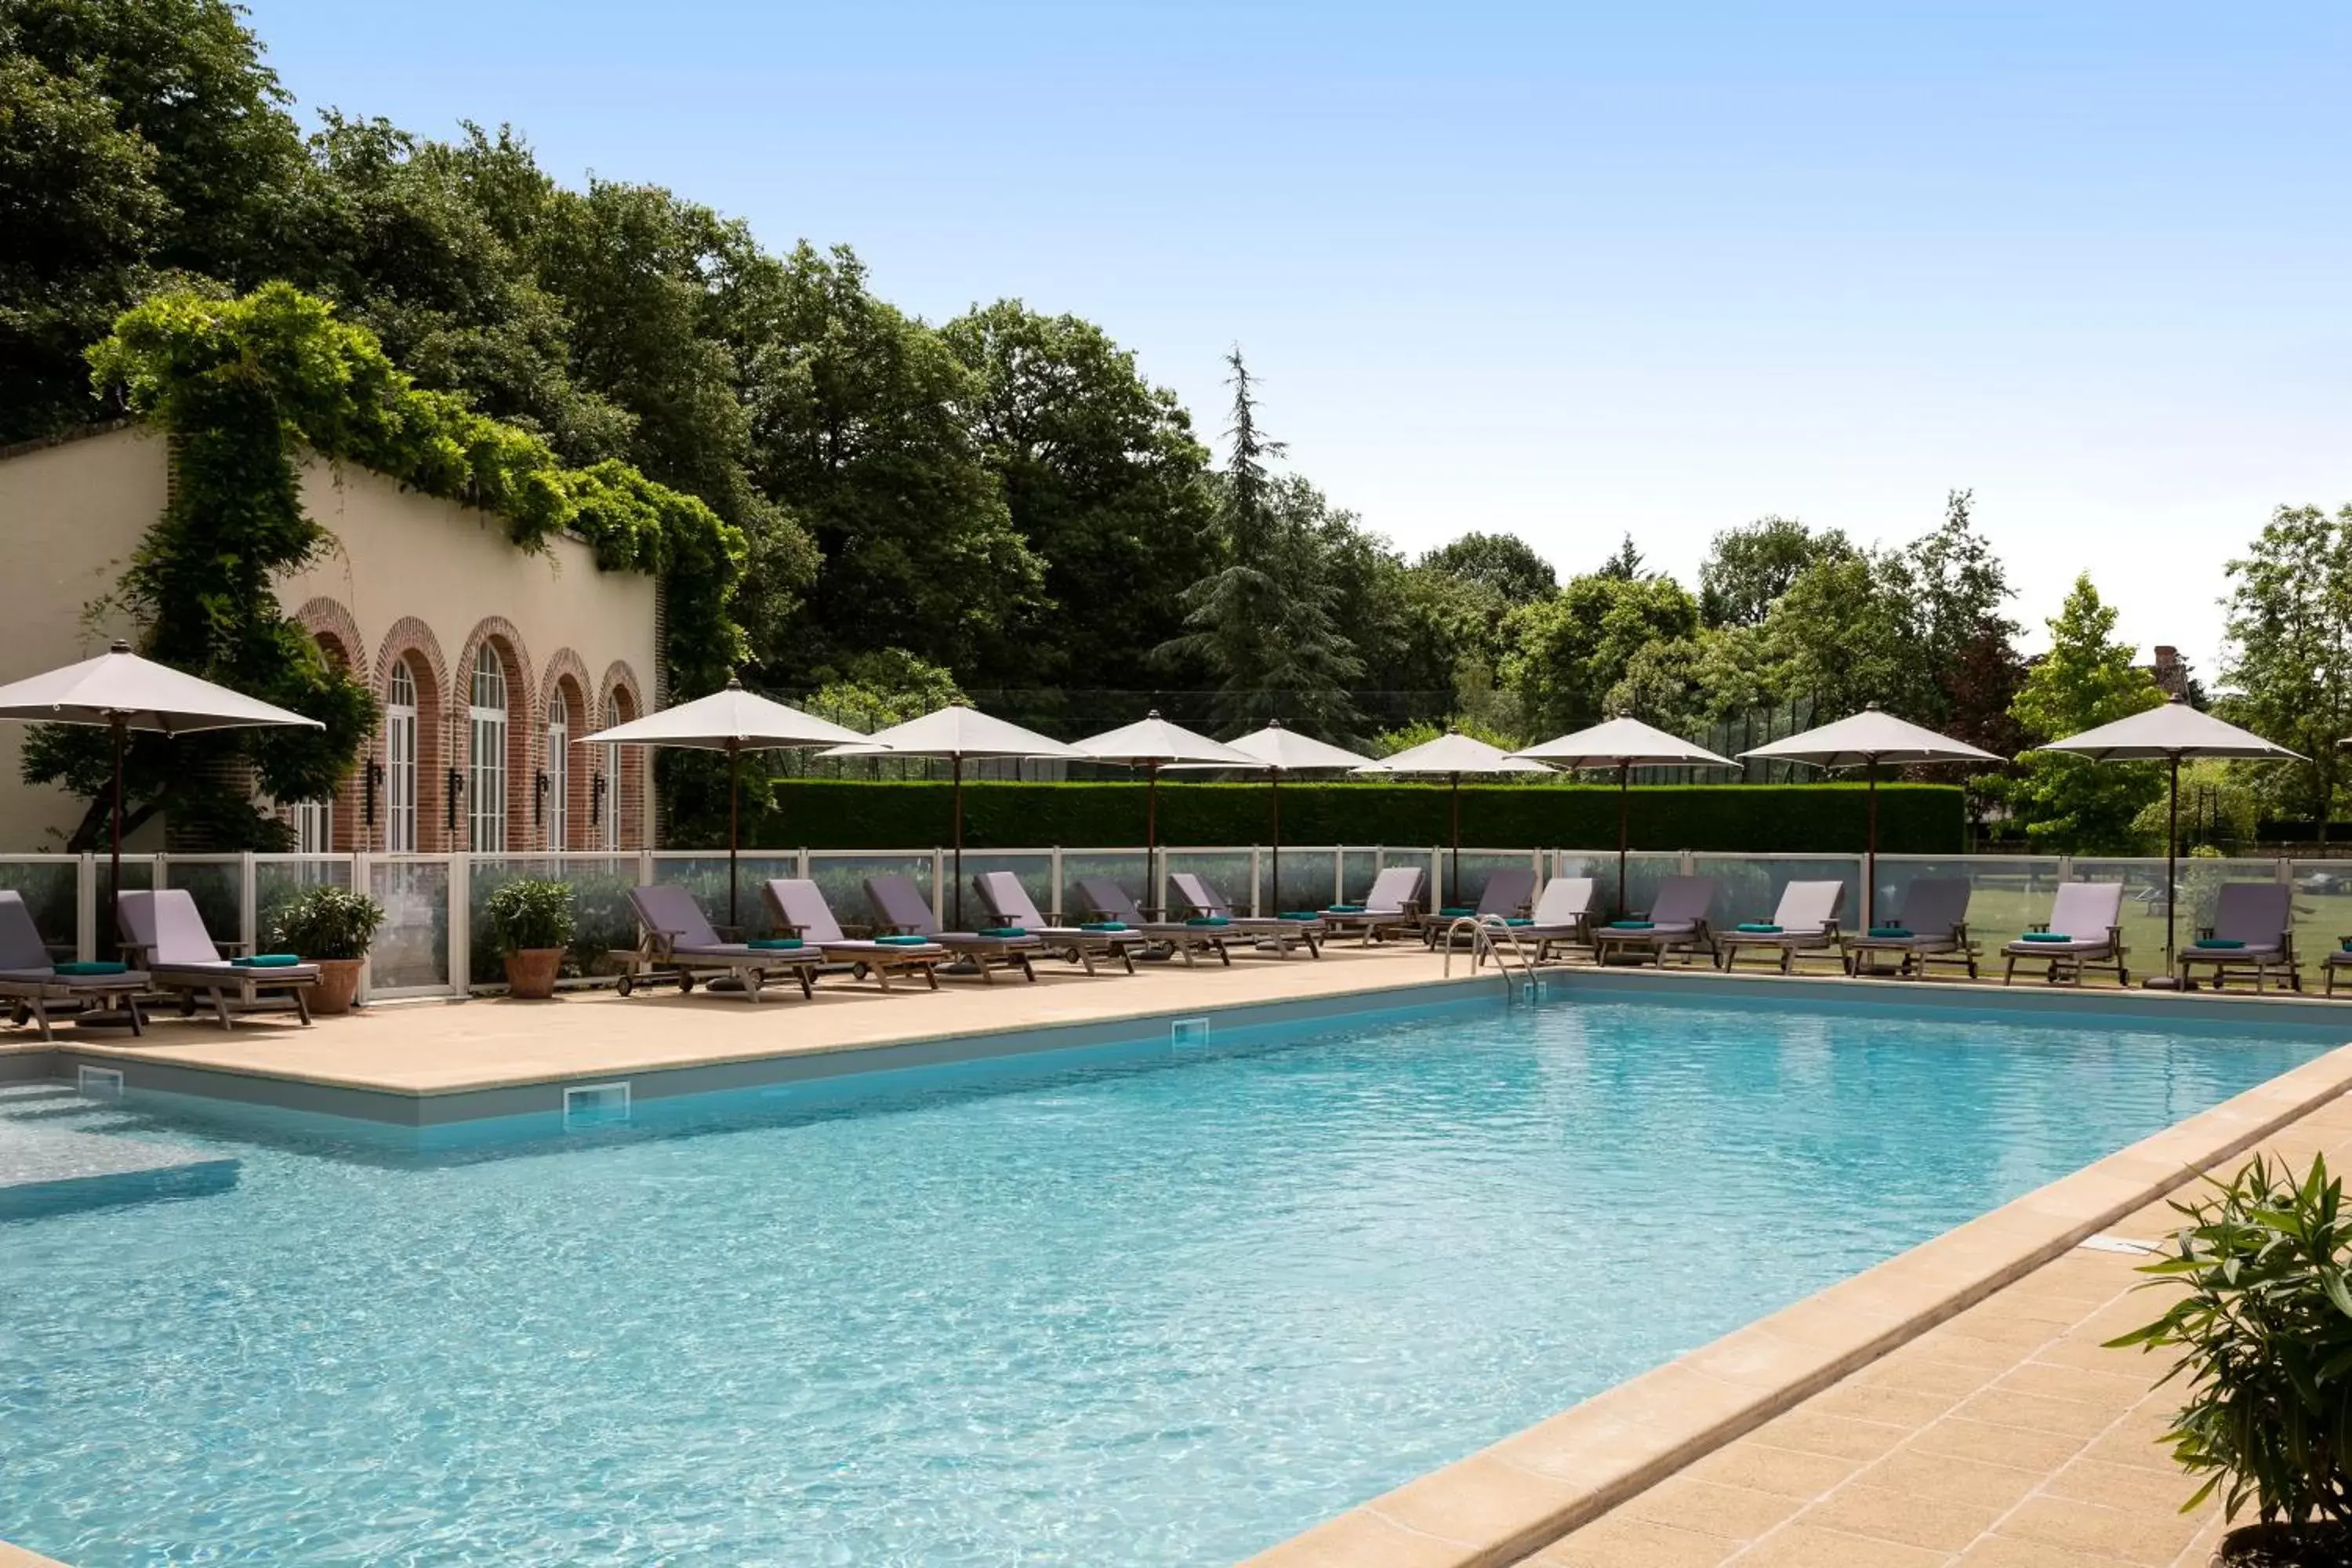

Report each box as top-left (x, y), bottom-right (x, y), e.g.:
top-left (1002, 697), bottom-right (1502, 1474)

top-left (0, 424), bottom-right (659, 854)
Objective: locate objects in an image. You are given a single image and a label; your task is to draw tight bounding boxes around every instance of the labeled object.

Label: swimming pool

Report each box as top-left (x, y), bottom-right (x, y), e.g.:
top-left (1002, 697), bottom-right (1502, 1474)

top-left (2, 992), bottom-right (2339, 1566)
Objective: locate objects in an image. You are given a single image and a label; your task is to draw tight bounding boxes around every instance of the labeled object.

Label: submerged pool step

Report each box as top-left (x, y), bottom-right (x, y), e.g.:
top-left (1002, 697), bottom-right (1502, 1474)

top-left (0, 1090), bottom-right (240, 1221)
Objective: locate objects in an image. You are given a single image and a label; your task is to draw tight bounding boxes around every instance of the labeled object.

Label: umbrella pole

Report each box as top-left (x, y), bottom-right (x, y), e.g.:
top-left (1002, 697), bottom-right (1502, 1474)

top-left (110, 715), bottom-right (125, 936)
top-left (2165, 753), bottom-right (2180, 970)
top-left (952, 753), bottom-right (964, 930)
top-left (1865, 758), bottom-right (1878, 932)
top-left (1617, 761), bottom-right (1629, 918)
top-left (727, 739), bottom-right (741, 928)
top-left (1450, 771), bottom-right (1461, 907)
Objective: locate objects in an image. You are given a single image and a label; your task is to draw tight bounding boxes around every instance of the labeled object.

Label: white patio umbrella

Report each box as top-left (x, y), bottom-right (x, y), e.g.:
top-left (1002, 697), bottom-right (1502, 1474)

top-left (1739, 704), bottom-right (2002, 927)
top-left (1510, 717), bottom-right (1737, 916)
top-left (820, 703), bottom-right (1083, 927)
top-left (1352, 728), bottom-right (1549, 908)
top-left (582, 677), bottom-right (875, 926)
top-left (1070, 711), bottom-right (1258, 913)
top-left (0, 639), bottom-right (325, 908)
top-left (2036, 695), bottom-right (2303, 970)
top-left (1163, 720), bottom-right (1374, 912)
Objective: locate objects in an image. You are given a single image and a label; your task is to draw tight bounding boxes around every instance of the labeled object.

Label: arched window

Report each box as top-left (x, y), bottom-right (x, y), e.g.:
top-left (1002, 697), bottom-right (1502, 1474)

top-left (385, 662), bottom-right (418, 853)
top-left (290, 798), bottom-right (332, 853)
top-left (601, 695), bottom-right (621, 851)
top-left (546, 688), bottom-right (570, 850)
top-left (470, 646), bottom-right (508, 851)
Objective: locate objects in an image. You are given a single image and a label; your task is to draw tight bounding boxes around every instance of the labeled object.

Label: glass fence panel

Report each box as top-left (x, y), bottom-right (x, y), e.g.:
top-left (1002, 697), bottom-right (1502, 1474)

top-left (1259, 847), bottom-right (1342, 917)
top-left (1689, 855), bottom-right (1864, 931)
top-left (1338, 849), bottom-right (1381, 906)
top-left (162, 857), bottom-right (241, 949)
top-left (2285, 863), bottom-right (2352, 989)
top-left (1162, 850), bottom-right (1255, 918)
top-left (0, 859), bottom-right (81, 954)
top-left (652, 855), bottom-right (804, 938)
top-left (254, 857), bottom-right (350, 953)
top-left (369, 858), bottom-right (449, 992)
top-left (1437, 851), bottom-right (1544, 916)
top-left (2064, 857), bottom-right (2279, 976)
top-left (468, 855), bottom-right (643, 984)
top-left (95, 856), bottom-right (153, 960)
top-left (1876, 856), bottom-right (2062, 958)
top-left (955, 852), bottom-right (1057, 924)
top-left (1057, 850), bottom-right (1152, 920)
top-left (801, 853), bottom-right (934, 936)
top-left (1367, 847), bottom-right (1439, 910)
top-left (1551, 851), bottom-right (1684, 920)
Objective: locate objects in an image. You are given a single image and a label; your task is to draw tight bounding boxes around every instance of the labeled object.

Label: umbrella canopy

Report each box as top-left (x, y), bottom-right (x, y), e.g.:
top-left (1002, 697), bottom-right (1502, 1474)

top-left (1070, 711), bottom-right (1255, 911)
top-left (1510, 718), bottom-right (1737, 916)
top-left (582, 678), bottom-right (876, 924)
top-left (1739, 704), bottom-right (2002, 927)
top-left (1162, 721), bottom-right (1375, 913)
top-left (2036, 695), bottom-right (2303, 971)
top-left (0, 639), bottom-right (325, 913)
top-left (818, 703), bottom-right (1083, 926)
top-left (1353, 730), bottom-right (1548, 906)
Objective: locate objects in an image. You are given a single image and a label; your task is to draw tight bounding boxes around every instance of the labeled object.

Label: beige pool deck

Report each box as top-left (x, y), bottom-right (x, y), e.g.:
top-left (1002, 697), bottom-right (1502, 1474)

top-left (8, 949), bottom-right (2352, 1568)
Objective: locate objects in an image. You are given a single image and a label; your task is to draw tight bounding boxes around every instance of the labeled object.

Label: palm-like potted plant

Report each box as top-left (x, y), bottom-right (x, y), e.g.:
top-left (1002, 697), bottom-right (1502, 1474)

top-left (269, 885), bottom-right (387, 1014)
top-left (483, 878), bottom-right (575, 1000)
top-left (2108, 1152), bottom-right (2352, 1564)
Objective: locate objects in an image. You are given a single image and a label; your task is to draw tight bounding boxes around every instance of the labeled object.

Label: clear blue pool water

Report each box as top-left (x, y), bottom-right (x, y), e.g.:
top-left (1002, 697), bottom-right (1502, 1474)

top-left (1, 992), bottom-right (2339, 1566)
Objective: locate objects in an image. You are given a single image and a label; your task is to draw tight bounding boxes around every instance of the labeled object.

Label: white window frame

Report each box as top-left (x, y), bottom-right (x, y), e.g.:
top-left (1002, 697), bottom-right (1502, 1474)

top-left (601, 695), bottom-right (622, 851)
top-left (470, 646), bottom-right (509, 852)
top-left (386, 661), bottom-right (418, 853)
top-left (290, 798), bottom-right (332, 853)
top-left (546, 689), bottom-right (570, 850)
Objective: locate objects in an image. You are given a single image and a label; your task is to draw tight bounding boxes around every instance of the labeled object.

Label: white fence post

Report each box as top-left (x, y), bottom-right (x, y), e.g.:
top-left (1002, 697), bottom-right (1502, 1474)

top-left (448, 854), bottom-right (471, 996)
top-left (75, 853), bottom-right (96, 962)
top-left (238, 851), bottom-right (258, 954)
top-left (931, 847), bottom-right (946, 924)
top-left (1050, 846), bottom-right (1064, 918)
top-left (1250, 845), bottom-right (1263, 916)
top-left (353, 851), bottom-right (372, 1003)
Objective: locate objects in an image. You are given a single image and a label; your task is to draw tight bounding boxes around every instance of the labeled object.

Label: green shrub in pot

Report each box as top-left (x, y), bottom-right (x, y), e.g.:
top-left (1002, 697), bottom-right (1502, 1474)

top-left (482, 878), bottom-right (576, 954)
top-left (2107, 1152), bottom-right (2352, 1559)
top-left (269, 885), bottom-right (387, 961)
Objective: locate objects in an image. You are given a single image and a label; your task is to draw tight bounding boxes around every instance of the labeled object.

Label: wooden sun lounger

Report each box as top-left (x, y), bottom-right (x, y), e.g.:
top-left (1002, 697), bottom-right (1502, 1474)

top-left (118, 888), bottom-right (315, 1028)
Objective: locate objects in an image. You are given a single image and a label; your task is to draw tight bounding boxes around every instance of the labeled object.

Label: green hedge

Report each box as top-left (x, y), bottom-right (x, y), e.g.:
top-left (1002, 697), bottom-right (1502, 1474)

top-left (731, 781), bottom-right (1963, 854)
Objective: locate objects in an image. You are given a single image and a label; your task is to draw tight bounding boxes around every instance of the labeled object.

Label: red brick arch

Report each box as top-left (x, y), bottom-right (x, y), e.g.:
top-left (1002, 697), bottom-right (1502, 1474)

top-left (452, 617), bottom-right (538, 852)
top-left (374, 617), bottom-right (452, 852)
top-left (539, 647), bottom-right (595, 850)
top-left (292, 597), bottom-right (367, 848)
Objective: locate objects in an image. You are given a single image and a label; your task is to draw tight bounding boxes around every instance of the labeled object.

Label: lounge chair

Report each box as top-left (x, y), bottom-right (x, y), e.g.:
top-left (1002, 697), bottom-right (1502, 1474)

top-left (613, 884), bottom-right (821, 1000)
top-left (1590, 876), bottom-right (1719, 967)
top-left (2178, 882), bottom-right (2299, 993)
top-left (1423, 867), bottom-right (1538, 948)
top-left (2001, 882), bottom-right (2129, 987)
top-left (763, 879), bottom-right (949, 991)
top-left (1167, 872), bottom-right (1323, 957)
top-left (1504, 877), bottom-right (1602, 964)
top-left (864, 874), bottom-right (1038, 983)
top-left (1841, 878), bottom-right (1979, 979)
top-left (1071, 877), bottom-right (1232, 967)
top-left (118, 888), bottom-right (316, 1028)
top-left (1715, 880), bottom-right (1845, 975)
top-left (0, 889), bottom-right (147, 1039)
top-left (1319, 866), bottom-right (1428, 946)
top-left (971, 871), bottom-right (1142, 975)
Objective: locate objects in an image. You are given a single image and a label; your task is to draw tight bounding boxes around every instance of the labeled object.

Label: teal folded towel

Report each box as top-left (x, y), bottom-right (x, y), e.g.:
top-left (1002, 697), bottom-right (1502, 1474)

top-left (1867, 927), bottom-right (1913, 939)
top-left (1185, 916), bottom-right (1231, 927)
top-left (230, 953), bottom-right (301, 967)
top-left (2020, 931), bottom-right (2072, 943)
top-left (1736, 923), bottom-right (1783, 934)
top-left (1609, 920), bottom-right (1655, 931)
top-left (54, 960), bottom-right (127, 975)
top-left (1080, 920), bottom-right (1129, 932)
top-left (747, 937), bottom-right (804, 950)
top-left (2192, 938), bottom-right (2245, 949)
top-left (875, 935), bottom-right (930, 946)
top-left (977, 926), bottom-right (1026, 938)
top-left (1326, 903), bottom-right (1365, 914)
top-left (1279, 911), bottom-right (1319, 921)
top-left (1504, 917), bottom-right (1534, 927)
top-left (1439, 906), bottom-right (1476, 918)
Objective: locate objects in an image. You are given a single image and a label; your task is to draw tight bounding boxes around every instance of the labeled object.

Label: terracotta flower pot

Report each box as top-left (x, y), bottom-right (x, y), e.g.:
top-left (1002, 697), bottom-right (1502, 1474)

top-left (503, 947), bottom-right (564, 1000)
top-left (311, 957), bottom-right (364, 1015)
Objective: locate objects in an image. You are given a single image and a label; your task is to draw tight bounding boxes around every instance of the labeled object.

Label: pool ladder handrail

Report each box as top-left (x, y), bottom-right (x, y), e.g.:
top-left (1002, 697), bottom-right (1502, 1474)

top-left (1441, 914), bottom-right (1537, 991)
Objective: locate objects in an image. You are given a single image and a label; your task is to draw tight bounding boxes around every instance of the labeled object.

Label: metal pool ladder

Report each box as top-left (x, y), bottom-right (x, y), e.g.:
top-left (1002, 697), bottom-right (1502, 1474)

top-left (1441, 914), bottom-right (1539, 995)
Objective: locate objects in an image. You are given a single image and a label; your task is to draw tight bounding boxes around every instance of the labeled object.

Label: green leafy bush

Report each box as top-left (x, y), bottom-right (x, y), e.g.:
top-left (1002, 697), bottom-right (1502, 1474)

top-left (481, 878), bottom-right (576, 953)
top-left (2108, 1152), bottom-right (2352, 1528)
top-left (270, 885), bottom-right (387, 960)
top-left (738, 779), bottom-right (1963, 855)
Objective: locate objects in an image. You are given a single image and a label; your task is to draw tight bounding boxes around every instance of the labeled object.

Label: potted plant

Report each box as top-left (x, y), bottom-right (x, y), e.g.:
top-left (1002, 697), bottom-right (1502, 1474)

top-left (2107, 1152), bottom-right (2352, 1566)
top-left (482, 878), bottom-right (575, 1000)
top-left (269, 885), bottom-right (387, 1015)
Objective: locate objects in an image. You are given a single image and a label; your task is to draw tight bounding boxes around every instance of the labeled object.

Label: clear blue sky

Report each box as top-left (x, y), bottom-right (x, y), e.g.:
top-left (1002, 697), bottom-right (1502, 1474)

top-left (246, 0), bottom-right (2350, 678)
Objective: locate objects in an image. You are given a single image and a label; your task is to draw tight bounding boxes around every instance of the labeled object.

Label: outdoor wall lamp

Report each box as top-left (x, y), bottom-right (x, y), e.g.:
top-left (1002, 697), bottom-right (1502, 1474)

top-left (364, 760), bottom-right (383, 826)
top-left (446, 769), bottom-right (464, 835)
top-left (591, 772), bottom-right (607, 828)
top-left (533, 769), bottom-right (550, 826)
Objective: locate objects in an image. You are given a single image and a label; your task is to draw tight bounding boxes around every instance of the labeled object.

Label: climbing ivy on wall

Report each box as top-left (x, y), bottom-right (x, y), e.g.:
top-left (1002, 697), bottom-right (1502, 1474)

top-left (29, 282), bottom-right (746, 849)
